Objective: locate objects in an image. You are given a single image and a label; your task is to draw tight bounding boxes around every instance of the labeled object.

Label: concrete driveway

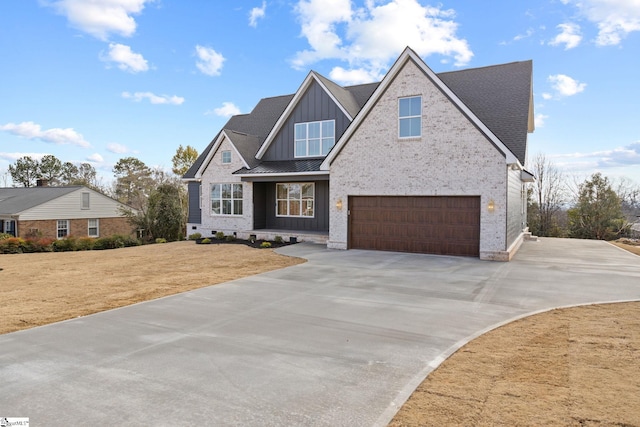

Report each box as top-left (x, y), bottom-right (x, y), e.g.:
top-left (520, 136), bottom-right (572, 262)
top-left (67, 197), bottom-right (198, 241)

top-left (1, 238), bottom-right (639, 426)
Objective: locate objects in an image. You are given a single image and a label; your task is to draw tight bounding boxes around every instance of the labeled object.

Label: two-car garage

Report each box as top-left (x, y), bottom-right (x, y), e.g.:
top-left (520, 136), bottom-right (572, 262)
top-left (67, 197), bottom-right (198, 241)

top-left (348, 196), bottom-right (481, 257)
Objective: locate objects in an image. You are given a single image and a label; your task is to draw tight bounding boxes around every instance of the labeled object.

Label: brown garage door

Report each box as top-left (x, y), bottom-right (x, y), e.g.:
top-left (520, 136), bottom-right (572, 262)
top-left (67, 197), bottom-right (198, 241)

top-left (349, 196), bottom-right (480, 257)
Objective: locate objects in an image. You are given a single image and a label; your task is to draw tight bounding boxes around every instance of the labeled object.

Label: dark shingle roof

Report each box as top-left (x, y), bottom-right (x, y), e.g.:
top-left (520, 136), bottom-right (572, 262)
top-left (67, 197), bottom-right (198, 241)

top-left (184, 59), bottom-right (531, 179)
top-left (0, 186), bottom-right (81, 215)
top-left (439, 60), bottom-right (532, 164)
top-left (183, 94), bottom-right (293, 179)
top-left (233, 159), bottom-right (324, 175)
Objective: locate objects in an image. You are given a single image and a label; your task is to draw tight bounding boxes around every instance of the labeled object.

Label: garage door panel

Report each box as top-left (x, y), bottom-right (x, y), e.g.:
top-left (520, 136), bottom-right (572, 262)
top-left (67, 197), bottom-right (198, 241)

top-left (349, 196), bottom-right (480, 257)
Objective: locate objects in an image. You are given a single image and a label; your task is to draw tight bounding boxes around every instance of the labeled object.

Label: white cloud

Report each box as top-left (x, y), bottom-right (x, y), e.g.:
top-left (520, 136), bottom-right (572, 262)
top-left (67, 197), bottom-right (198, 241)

top-left (563, 0), bottom-right (640, 46)
top-left (101, 43), bottom-right (149, 73)
top-left (0, 152), bottom-right (49, 162)
top-left (249, 1), bottom-right (267, 27)
top-left (292, 0), bottom-right (473, 85)
top-left (553, 142), bottom-right (640, 169)
top-left (549, 22), bottom-right (582, 49)
top-left (122, 91), bottom-right (185, 105)
top-left (86, 153), bottom-right (104, 163)
top-left (0, 121), bottom-right (90, 147)
top-left (106, 143), bottom-right (130, 154)
top-left (542, 92), bottom-right (553, 100)
top-left (211, 102), bottom-right (241, 118)
top-left (329, 66), bottom-right (382, 85)
top-left (48, 0), bottom-right (154, 40)
top-left (514, 28), bottom-right (535, 41)
top-left (548, 74), bottom-right (587, 97)
top-left (535, 113), bottom-right (549, 128)
top-left (195, 45), bottom-right (225, 76)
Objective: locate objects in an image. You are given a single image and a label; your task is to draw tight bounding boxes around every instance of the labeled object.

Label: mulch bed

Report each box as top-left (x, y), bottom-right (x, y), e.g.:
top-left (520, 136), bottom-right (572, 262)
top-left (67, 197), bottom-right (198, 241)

top-left (194, 237), bottom-right (295, 249)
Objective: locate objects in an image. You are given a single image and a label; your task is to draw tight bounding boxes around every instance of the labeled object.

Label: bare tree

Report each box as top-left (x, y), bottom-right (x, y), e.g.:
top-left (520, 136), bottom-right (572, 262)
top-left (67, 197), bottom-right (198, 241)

top-left (528, 153), bottom-right (567, 236)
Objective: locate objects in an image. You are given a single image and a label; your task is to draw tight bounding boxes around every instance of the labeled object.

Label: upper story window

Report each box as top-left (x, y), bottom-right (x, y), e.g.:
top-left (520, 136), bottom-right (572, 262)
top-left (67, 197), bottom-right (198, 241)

top-left (294, 120), bottom-right (335, 157)
top-left (82, 192), bottom-right (90, 209)
top-left (221, 150), bottom-right (232, 164)
top-left (399, 96), bottom-right (422, 138)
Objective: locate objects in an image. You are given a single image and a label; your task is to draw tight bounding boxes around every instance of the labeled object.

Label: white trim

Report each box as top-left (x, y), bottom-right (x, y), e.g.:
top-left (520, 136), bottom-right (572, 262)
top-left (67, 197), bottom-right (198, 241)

top-left (210, 182), bottom-right (244, 216)
top-left (321, 47), bottom-right (519, 170)
top-left (234, 170), bottom-right (330, 178)
top-left (276, 182), bottom-right (315, 218)
top-left (294, 119), bottom-right (335, 158)
top-left (88, 218), bottom-right (99, 237)
top-left (255, 71), bottom-right (353, 160)
top-left (57, 219), bottom-right (69, 239)
top-left (194, 131), bottom-right (250, 179)
top-left (398, 95), bottom-right (422, 138)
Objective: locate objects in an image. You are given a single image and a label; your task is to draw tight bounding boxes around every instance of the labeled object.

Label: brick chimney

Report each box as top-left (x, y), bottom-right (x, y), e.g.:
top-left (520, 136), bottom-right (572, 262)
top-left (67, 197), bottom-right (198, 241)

top-left (36, 179), bottom-right (49, 187)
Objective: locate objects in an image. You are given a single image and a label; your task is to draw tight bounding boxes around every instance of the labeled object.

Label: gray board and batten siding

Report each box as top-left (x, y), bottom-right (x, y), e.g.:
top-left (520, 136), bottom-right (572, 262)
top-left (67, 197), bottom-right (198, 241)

top-left (253, 181), bottom-right (329, 232)
top-left (261, 80), bottom-right (352, 161)
top-left (187, 181), bottom-right (202, 224)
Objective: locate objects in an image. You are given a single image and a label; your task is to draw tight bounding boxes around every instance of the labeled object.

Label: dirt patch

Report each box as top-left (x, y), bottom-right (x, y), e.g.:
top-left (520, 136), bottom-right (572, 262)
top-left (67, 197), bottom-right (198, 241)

top-left (390, 302), bottom-right (640, 426)
top-left (0, 241), bottom-right (303, 334)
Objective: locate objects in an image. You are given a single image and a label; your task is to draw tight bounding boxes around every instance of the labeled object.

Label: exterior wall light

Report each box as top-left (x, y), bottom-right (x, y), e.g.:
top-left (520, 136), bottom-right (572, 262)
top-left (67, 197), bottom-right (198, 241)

top-left (487, 199), bottom-right (495, 213)
top-left (336, 198), bottom-right (343, 211)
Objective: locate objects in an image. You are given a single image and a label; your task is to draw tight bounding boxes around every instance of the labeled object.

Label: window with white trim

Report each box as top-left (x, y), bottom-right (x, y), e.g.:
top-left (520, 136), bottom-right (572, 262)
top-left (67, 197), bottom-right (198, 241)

top-left (211, 183), bottom-right (243, 215)
top-left (88, 219), bottom-right (99, 237)
top-left (294, 120), bottom-right (335, 157)
top-left (57, 220), bottom-right (69, 239)
top-left (221, 150), bottom-right (232, 164)
top-left (399, 96), bottom-right (422, 138)
top-left (82, 192), bottom-right (90, 209)
top-left (276, 183), bottom-right (314, 217)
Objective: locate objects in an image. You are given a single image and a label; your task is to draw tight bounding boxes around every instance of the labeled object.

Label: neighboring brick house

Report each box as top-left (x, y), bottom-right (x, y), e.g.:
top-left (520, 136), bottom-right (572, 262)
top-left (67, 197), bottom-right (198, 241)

top-left (0, 183), bottom-right (136, 239)
top-left (184, 47), bottom-right (535, 260)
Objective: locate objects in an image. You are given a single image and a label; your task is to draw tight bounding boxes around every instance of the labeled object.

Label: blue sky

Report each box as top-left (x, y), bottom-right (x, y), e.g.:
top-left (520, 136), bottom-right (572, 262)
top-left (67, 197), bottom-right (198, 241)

top-left (1, 0), bottom-right (639, 186)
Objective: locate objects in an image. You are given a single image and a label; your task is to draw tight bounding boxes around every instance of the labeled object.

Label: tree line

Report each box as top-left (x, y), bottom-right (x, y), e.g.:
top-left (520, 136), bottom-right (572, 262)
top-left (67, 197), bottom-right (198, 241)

top-left (3, 145), bottom-right (199, 242)
top-left (528, 154), bottom-right (640, 240)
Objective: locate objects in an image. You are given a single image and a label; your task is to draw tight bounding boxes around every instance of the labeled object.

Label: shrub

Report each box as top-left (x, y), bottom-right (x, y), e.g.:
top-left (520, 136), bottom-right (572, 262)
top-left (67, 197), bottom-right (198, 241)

top-left (274, 235), bottom-right (284, 244)
top-left (21, 237), bottom-right (54, 253)
top-left (188, 232), bottom-right (202, 240)
top-left (52, 236), bottom-right (77, 252)
top-left (75, 237), bottom-right (96, 251)
top-left (0, 232), bottom-right (13, 240)
top-left (225, 235), bottom-right (236, 242)
top-left (201, 238), bottom-right (211, 244)
top-left (0, 237), bottom-right (25, 254)
top-left (215, 231), bottom-right (225, 240)
top-left (260, 241), bottom-right (272, 248)
top-left (155, 238), bottom-right (167, 244)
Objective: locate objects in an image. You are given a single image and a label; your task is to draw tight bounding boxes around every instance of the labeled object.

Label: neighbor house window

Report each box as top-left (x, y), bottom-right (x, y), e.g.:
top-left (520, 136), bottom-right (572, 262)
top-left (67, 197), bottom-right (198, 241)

top-left (57, 220), bottom-right (69, 239)
top-left (82, 192), bottom-right (90, 209)
top-left (276, 183), bottom-right (314, 217)
top-left (221, 150), bottom-right (232, 164)
top-left (294, 120), bottom-right (335, 157)
top-left (88, 219), bottom-right (99, 237)
top-left (211, 183), bottom-right (243, 215)
top-left (399, 96), bottom-right (422, 138)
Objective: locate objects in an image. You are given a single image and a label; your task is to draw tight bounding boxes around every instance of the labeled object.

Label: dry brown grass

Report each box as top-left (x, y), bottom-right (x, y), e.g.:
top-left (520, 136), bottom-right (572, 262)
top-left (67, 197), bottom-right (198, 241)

top-left (611, 239), bottom-right (640, 256)
top-left (0, 241), bottom-right (303, 334)
top-left (390, 303), bottom-right (640, 426)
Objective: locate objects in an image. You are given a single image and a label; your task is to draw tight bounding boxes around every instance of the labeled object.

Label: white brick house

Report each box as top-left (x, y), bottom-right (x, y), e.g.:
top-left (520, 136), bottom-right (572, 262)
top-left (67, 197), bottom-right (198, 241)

top-left (184, 47), bottom-right (534, 260)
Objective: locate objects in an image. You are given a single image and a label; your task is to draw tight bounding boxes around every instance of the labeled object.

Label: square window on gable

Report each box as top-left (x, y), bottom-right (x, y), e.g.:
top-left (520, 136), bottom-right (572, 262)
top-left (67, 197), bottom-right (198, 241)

top-left (399, 96), bottom-right (422, 138)
top-left (221, 150), bottom-right (232, 164)
top-left (295, 120), bottom-right (335, 157)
